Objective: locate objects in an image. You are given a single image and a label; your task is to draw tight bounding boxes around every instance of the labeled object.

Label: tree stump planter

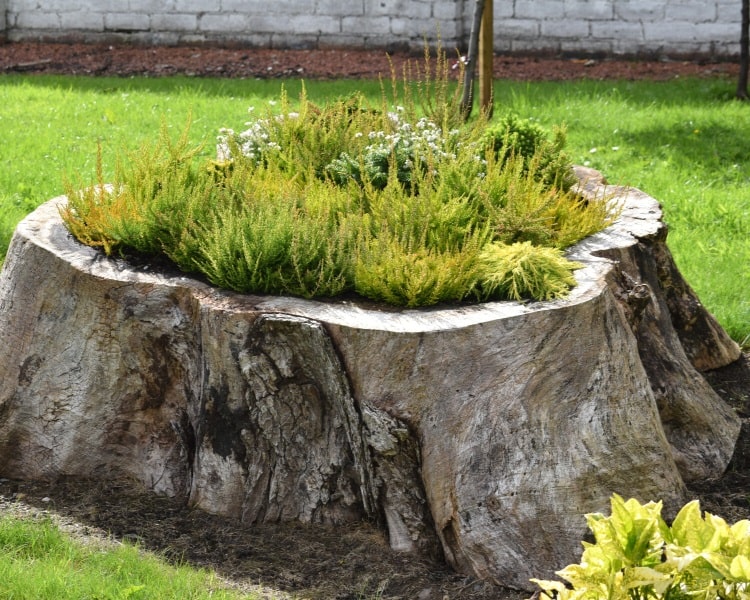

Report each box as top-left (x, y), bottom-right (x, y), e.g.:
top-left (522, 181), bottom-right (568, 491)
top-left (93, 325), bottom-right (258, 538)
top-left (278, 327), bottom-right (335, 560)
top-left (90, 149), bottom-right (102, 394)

top-left (0, 167), bottom-right (742, 590)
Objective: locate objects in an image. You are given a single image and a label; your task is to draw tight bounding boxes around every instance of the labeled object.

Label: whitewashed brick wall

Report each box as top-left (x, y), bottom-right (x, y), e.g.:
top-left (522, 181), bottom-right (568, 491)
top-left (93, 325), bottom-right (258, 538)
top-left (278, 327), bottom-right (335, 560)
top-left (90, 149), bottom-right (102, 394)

top-left (1, 0), bottom-right (742, 57)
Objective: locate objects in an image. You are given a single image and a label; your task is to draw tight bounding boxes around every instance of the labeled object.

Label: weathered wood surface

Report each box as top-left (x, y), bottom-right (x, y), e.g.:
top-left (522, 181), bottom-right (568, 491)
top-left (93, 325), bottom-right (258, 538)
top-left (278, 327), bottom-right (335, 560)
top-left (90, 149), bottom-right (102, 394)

top-left (0, 168), bottom-right (742, 590)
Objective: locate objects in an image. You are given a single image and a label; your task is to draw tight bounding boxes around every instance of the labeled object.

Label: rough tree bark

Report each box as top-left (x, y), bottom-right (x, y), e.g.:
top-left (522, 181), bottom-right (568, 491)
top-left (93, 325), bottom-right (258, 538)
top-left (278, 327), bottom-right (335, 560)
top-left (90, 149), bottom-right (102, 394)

top-left (0, 168), bottom-right (742, 590)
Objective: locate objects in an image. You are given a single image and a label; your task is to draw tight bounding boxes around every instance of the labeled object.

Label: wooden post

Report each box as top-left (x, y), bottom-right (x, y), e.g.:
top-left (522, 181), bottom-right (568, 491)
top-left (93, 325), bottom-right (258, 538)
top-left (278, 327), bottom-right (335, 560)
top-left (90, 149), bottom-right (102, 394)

top-left (478, 0), bottom-right (494, 115)
top-left (737, 0), bottom-right (749, 99)
top-left (459, 0), bottom-right (485, 120)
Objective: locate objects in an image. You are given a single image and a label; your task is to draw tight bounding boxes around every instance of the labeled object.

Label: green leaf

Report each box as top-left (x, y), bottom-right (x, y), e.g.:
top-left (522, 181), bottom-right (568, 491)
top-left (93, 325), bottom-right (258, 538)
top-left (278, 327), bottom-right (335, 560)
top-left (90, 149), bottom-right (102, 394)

top-left (731, 520), bottom-right (750, 539)
top-left (670, 500), bottom-right (717, 552)
top-left (594, 495), bottom-right (666, 568)
top-left (731, 555), bottom-right (750, 582)
top-left (729, 519), bottom-right (750, 558)
top-left (664, 549), bottom-right (729, 582)
top-left (622, 566), bottom-right (673, 594)
top-left (529, 578), bottom-right (568, 596)
top-left (532, 496), bottom-right (750, 600)
top-left (529, 578), bottom-right (584, 600)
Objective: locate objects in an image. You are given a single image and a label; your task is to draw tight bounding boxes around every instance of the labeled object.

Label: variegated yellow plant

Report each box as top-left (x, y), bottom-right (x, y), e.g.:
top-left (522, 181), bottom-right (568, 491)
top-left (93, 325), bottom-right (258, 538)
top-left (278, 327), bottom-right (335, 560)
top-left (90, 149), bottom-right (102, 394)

top-left (532, 494), bottom-right (750, 600)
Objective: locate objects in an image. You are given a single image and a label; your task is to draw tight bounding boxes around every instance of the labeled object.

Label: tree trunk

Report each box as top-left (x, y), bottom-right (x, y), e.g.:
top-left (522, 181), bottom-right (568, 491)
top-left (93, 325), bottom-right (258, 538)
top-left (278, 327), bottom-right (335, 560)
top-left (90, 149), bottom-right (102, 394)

top-left (460, 0), bottom-right (485, 120)
top-left (738, 0), bottom-right (749, 99)
top-left (0, 168), bottom-right (741, 590)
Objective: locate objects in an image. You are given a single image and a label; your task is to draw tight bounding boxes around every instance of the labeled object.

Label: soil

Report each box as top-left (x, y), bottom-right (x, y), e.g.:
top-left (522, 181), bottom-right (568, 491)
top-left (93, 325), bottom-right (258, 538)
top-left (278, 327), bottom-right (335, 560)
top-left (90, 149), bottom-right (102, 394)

top-left (0, 40), bottom-right (748, 600)
top-left (0, 41), bottom-right (741, 81)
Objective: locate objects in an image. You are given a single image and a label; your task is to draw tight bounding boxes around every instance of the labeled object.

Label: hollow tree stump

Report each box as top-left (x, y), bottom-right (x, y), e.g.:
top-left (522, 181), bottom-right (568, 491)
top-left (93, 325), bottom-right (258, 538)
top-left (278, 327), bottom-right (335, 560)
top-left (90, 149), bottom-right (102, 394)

top-left (0, 167), bottom-right (742, 590)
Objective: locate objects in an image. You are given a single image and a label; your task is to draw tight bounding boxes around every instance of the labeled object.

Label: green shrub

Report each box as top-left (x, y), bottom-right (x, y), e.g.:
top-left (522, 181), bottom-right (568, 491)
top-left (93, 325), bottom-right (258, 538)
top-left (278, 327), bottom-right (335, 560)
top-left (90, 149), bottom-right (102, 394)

top-left (483, 113), bottom-right (578, 192)
top-left (62, 52), bottom-right (618, 308)
top-left (483, 113), bottom-right (549, 158)
top-left (531, 494), bottom-right (750, 600)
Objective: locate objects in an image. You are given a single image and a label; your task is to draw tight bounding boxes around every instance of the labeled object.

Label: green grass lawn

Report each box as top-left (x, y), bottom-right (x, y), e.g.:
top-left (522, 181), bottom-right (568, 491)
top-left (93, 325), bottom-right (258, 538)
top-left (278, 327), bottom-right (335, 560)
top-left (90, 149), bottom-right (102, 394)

top-left (0, 514), bottom-right (256, 600)
top-left (0, 73), bottom-right (747, 344)
top-left (510, 78), bottom-right (749, 346)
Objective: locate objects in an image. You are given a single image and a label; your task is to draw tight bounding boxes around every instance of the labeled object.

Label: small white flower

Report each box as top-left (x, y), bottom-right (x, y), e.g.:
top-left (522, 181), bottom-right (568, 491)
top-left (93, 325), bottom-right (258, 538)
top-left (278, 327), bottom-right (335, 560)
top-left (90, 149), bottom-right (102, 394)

top-left (216, 145), bottom-right (230, 161)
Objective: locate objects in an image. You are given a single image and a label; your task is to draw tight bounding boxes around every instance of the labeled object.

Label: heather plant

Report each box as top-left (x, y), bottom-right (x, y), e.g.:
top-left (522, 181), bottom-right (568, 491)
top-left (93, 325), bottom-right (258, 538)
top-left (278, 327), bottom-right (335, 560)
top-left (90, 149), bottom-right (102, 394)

top-left (531, 494), bottom-right (750, 600)
top-left (61, 53), bottom-right (618, 307)
top-left (324, 108), bottom-right (456, 190)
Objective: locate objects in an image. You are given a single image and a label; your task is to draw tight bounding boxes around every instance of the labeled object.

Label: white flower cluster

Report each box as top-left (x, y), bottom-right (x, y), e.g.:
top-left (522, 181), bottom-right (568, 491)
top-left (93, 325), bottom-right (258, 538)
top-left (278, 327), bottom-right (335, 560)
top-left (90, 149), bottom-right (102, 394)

top-left (216, 118), bottom-right (279, 162)
top-left (215, 105), bottom-right (488, 181)
top-left (216, 105), bottom-right (299, 162)
top-left (367, 107), bottom-right (458, 165)
top-left (367, 108), bottom-right (487, 178)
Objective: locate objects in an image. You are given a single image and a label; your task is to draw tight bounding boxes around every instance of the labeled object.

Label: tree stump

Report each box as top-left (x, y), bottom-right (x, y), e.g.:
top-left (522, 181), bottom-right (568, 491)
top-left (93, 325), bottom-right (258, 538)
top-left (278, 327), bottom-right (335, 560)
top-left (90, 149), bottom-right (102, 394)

top-left (0, 168), bottom-right (742, 590)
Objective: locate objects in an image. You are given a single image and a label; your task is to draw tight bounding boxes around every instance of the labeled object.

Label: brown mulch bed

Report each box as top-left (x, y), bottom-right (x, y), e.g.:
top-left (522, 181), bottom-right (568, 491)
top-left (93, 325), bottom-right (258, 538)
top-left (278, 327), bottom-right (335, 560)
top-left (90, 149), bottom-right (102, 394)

top-left (0, 478), bottom-right (506, 600)
top-left (0, 39), bottom-right (747, 599)
top-left (0, 41), bottom-right (741, 81)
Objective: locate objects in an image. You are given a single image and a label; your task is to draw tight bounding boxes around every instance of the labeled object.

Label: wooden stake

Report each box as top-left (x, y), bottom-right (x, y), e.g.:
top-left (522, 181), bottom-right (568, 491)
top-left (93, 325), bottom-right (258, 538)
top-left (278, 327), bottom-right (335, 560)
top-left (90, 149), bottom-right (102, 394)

top-left (459, 0), bottom-right (485, 120)
top-left (479, 0), bottom-right (494, 115)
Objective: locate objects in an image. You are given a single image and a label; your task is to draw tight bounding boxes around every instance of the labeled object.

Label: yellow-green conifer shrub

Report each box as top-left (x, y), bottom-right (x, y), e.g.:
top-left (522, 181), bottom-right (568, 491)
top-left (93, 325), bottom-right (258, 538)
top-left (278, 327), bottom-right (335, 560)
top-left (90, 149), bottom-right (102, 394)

top-left (353, 225), bottom-right (487, 307)
top-left (477, 241), bottom-right (582, 302)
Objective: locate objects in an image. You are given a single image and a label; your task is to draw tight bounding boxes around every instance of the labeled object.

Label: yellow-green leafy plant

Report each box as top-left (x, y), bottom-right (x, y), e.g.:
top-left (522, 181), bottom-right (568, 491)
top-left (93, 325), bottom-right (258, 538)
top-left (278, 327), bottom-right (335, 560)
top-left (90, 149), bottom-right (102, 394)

top-left (531, 494), bottom-right (750, 600)
top-left (62, 49), bottom-right (618, 308)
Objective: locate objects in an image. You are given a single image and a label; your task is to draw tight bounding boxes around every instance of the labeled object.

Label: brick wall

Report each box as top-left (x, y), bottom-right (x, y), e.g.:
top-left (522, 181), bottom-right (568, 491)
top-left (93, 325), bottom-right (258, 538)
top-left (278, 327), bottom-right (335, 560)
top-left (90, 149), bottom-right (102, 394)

top-left (0, 0), bottom-right (7, 40)
top-left (1, 0), bottom-right (742, 58)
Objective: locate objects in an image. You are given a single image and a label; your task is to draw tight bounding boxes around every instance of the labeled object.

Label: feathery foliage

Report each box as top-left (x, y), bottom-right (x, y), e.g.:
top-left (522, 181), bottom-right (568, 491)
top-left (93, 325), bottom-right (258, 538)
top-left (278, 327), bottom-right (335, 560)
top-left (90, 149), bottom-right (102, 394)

top-left (61, 51), bottom-right (618, 307)
top-left (476, 241), bottom-right (581, 302)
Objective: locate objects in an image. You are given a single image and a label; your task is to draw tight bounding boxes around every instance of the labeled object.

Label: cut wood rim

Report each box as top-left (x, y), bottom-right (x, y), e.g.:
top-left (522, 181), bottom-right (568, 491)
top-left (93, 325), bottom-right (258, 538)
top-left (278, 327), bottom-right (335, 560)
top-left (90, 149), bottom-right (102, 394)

top-left (23, 166), bottom-right (657, 332)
